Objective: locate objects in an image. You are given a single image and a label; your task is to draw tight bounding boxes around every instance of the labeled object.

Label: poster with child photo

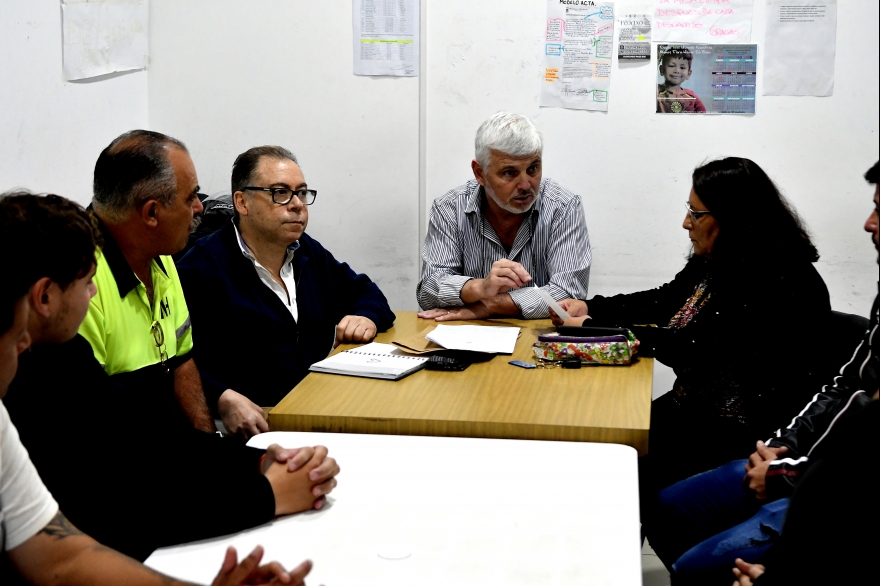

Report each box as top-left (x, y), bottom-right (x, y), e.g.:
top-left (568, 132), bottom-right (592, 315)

top-left (656, 44), bottom-right (757, 114)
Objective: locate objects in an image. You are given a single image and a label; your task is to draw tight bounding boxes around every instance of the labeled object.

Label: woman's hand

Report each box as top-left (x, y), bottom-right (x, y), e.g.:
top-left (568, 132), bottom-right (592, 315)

top-left (731, 558), bottom-right (765, 585)
top-left (548, 299), bottom-right (588, 326)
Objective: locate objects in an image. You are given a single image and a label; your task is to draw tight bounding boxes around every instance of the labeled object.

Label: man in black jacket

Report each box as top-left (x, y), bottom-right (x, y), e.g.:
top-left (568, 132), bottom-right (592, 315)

top-left (730, 161), bottom-right (879, 585)
top-left (650, 162), bottom-right (880, 585)
top-left (177, 146), bottom-right (395, 439)
top-left (1, 193), bottom-right (340, 563)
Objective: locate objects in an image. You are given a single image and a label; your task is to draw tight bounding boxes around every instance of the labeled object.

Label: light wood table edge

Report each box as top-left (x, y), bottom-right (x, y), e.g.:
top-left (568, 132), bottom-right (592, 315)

top-left (268, 412), bottom-right (649, 455)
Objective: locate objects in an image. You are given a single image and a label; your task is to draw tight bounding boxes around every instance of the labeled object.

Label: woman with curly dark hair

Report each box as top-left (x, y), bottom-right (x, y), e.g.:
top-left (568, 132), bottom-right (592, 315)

top-left (553, 157), bottom-right (835, 572)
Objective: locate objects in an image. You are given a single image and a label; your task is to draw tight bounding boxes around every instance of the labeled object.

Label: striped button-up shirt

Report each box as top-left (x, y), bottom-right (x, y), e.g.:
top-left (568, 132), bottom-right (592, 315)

top-left (417, 178), bottom-right (592, 319)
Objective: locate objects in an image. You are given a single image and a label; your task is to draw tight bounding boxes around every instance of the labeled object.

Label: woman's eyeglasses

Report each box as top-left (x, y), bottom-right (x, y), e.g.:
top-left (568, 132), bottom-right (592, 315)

top-left (685, 202), bottom-right (712, 224)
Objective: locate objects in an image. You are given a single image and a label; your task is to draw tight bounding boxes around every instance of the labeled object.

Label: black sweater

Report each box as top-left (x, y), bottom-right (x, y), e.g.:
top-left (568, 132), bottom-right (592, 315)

top-left (587, 257), bottom-right (834, 435)
top-left (177, 220), bottom-right (396, 410)
top-left (755, 399), bottom-right (878, 585)
top-left (3, 335), bottom-right (276, 561)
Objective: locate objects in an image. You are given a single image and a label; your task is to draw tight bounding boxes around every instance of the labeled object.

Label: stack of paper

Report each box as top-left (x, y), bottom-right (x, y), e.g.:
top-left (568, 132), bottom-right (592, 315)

top-left (425, 325), bottom-right (520, 354)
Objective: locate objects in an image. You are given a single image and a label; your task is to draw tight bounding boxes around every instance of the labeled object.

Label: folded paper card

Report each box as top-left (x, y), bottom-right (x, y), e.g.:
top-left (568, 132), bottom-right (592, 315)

top-left (534, 285), bottom-right (571, 320)
top-left (392, 326), bottom-right (446, 354)
top-left (425, 324), bottom-right (520, 354)
top-left (394, 322), bottom-right (523, 354)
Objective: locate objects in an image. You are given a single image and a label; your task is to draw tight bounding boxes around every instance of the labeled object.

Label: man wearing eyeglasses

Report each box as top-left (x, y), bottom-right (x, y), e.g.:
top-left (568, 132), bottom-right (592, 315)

top-left (1, 191), bottom-right (336, 573)
top-left (177, 146), bottom-right (394, 439)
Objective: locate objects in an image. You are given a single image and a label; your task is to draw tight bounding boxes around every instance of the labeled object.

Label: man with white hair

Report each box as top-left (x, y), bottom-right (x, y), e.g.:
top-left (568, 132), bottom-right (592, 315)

top-left (417, 112), bottom-right (592, 320)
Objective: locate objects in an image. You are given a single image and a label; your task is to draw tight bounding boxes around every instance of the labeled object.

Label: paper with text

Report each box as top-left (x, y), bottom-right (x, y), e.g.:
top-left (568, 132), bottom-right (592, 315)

top-left (763, 0), bottom-right (836, 96)
top-left (426, 325), bottom-right (520, 355)
top-left (61, 0), bottom-right (148, 81)
top-left (652, 0), bottom-right (754, 43)
top-left (352, 0), bottom-right (419, 76)
top-left (540, 1), bottom-right (614, 111)
top-left (618, 8), bottom-right (652, 61)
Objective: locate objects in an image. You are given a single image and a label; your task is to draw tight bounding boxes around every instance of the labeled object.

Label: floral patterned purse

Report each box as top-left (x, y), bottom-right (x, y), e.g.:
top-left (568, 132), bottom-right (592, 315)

top-left (531, 329), bottom-right (640, 366)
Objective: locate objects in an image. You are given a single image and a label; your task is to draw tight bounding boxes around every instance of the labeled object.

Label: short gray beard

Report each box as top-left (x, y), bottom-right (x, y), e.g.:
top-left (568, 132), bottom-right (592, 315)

top-left (189, 215), bottom-right (202, 233)
top-left (484, 183), bottom-right (536, 215)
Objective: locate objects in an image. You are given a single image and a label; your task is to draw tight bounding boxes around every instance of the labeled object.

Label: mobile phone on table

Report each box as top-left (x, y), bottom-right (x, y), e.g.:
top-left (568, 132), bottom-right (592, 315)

top-left (509, 360), bottom-right (537, 369)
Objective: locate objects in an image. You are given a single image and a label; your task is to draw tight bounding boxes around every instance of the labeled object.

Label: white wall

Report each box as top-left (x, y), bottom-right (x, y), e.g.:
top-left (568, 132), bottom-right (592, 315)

top-left (148, 0), bottom-right (421, 311)
top-left (425, 1), bottom-right (879, 316)
top-left (0, 1), bottom-right (149, 206)
top-left (2, 1), bottom-right (876, 320)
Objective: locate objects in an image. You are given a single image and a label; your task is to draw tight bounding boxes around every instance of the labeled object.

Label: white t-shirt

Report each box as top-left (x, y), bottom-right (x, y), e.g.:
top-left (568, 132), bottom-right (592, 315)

top-left (0, 402), bottom-right (58, 551)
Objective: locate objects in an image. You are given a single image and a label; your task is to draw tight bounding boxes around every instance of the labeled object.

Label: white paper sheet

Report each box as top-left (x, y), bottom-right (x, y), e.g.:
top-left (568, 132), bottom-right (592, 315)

top-left (540, 1), bottom-right (614, 111)
top-left (61, 0), bottom-right (148, 81)
top-left (652, 0), bottom-right (754, 43)
top-left (352, 0), bottom-right (419, 76)
top-left (763, 0), bottom-right (836, 96)
top-left (534, 285), bottom-right (572, 320)
top-left (426, 325), bottom-right (520, 355)
top-left (357, 342), bottom-right (407, 355)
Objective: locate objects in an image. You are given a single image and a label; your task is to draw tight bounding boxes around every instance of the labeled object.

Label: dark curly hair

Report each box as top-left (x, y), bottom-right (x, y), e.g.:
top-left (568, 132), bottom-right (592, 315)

top-left (0, 192), bottom-right (102, 333)
top-left (691, 157), bottom-right (819, 271)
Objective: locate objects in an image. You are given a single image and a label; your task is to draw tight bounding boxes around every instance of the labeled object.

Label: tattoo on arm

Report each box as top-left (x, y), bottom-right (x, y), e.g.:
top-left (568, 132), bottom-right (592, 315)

top-left (39, 511), bottom-right (85, 540)
top-left (32, 511), bottom-right (186, 585)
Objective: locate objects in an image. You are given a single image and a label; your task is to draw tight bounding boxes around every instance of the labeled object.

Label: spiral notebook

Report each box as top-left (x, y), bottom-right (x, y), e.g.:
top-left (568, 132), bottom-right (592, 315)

top-left (309, 343), bottom-right (429, 380)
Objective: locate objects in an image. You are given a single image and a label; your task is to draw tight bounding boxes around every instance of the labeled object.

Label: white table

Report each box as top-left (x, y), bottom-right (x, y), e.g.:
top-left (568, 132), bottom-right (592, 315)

top-left (145, 432), bottom-right (642, 585)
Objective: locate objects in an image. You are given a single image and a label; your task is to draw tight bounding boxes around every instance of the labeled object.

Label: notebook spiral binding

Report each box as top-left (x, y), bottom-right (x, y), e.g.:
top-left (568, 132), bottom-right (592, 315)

top-left (344, 351), bottom-right (423, 360)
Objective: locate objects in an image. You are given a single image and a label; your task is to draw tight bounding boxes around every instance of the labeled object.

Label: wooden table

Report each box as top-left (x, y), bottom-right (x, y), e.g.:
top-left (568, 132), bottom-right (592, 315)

top-left (146, 431), bottom-right (642, 585)
top-left (270, 311), bottom-right (653, 454)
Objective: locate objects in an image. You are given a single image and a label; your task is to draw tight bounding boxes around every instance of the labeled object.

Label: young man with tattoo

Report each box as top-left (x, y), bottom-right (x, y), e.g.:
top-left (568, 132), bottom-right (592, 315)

top-left (0, 188), bottom-right (340, 561)
top-left (0, 199), bottom-right (312, 584)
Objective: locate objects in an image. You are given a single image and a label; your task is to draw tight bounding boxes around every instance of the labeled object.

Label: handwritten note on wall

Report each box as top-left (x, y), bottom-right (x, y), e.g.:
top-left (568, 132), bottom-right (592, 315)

top-left (652, 0), bottom-right (754, 43)
top-left (540, 1), bottom-right (615, 112)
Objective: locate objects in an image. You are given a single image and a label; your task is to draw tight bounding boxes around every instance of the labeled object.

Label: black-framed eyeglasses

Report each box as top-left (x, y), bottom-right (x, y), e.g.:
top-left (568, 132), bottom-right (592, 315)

top-left (244, 186), bottom-right (317, 206)
top-left (151, 320), bottom-right (170, 375)
top-left (685, 202), bottom-right (712, 224)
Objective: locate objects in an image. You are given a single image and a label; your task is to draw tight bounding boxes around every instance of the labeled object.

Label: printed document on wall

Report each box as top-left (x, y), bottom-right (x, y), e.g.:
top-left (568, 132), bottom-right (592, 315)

top-left (652, 0), bottom-right (754, 43)
top-left (61, 0), bottom-right (148, 81)
top-left (618, 7), bottom-right (652, 61)
top-left (540, 1), bottom-right (614, 111)
top-left (763, 0), bottom-right (836, 96)
top-left (352, 0), bottom-right (419, 76)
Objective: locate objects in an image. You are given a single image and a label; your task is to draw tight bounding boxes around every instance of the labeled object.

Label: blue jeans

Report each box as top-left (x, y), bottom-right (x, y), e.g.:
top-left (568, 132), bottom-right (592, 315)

top-left (648, 459), bottom-right (790, 585)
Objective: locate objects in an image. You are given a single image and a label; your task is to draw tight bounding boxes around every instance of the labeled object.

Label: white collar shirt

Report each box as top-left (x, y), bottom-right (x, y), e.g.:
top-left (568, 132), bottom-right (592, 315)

top-left (233, 222), bottom-right (300, 323)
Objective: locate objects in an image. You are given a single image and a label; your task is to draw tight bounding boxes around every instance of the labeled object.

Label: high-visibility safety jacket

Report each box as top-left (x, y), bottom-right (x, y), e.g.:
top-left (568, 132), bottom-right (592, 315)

top-left (79, 225), bottom-right (193, 379)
